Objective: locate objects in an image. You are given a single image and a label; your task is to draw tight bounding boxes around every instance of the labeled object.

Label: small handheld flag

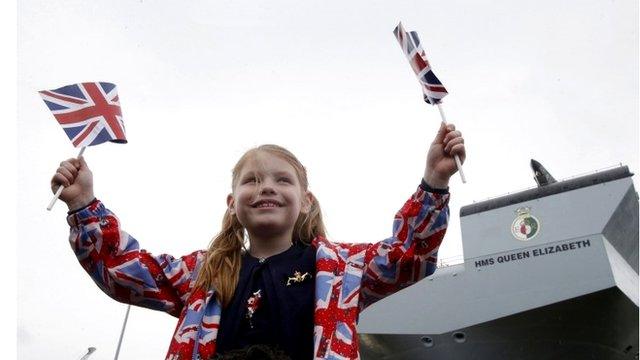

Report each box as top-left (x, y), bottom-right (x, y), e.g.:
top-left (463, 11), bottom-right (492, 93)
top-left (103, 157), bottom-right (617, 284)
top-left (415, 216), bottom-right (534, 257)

top-left (393, 22), bottom-right (448, 105)
top-left (40, 82), bottom-right (127, 210)
top-left (39, 82), bottom-right (127, 147)
top-left (393, 22), bottom-right (466, 183)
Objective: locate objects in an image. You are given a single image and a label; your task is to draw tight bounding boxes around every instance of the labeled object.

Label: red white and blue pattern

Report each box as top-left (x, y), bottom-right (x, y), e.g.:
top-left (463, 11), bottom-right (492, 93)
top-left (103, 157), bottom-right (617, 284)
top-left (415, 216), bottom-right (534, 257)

top-left (67, 186), bottom-right (449, 359)
top-left (393, 22), bottom-right (449, 105)
top-left (39, 82), bottom-right (127, 147)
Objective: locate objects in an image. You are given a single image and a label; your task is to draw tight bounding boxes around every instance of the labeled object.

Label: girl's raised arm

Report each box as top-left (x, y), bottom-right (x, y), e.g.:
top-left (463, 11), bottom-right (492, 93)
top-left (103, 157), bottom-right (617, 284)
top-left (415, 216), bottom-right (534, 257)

top-left (359, 183), bottom-right (449, 310)
top-left (359, 122), bottom-right (465, 310)
top-left (53, 158), bottom-right (201, 317)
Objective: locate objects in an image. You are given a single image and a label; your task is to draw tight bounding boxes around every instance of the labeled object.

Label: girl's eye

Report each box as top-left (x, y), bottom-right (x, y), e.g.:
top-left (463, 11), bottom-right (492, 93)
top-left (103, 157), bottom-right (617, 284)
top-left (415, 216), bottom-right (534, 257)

top-left (244, 177), bottom-right (257, 184)
top-left (278, 177), bottom-right (292, 183)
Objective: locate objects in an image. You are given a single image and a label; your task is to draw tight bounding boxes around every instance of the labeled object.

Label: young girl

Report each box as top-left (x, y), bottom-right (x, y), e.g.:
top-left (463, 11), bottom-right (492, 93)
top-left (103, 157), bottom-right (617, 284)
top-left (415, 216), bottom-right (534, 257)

top-left (51, 122), bottom-right (465, 360)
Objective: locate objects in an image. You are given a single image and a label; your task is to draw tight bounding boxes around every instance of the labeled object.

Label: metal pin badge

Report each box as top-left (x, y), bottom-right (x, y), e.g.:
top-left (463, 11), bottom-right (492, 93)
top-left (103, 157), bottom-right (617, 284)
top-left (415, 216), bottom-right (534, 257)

top-left (286, 271), bottom-right (311, 286)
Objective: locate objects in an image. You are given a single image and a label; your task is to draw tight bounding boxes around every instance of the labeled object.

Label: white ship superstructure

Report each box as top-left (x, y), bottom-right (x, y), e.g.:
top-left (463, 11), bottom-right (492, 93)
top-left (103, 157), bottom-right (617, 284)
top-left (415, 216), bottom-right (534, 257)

top-left (358, 165), bottom-right (638, 360)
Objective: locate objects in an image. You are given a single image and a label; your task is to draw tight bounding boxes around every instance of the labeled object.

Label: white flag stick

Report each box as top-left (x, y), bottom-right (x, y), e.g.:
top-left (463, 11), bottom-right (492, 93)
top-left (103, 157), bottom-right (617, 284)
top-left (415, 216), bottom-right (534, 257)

top-left (435, 103), bottom-right (466, 183)
top-left (47, 146), bottom-right (86, 211)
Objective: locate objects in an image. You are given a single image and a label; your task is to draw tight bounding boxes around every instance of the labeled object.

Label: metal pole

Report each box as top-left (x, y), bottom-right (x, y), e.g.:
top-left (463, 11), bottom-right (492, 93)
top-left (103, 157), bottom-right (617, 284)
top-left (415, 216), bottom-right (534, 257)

top-left (114, 305), bottom-right (131, 360)
top-left (79, 347), bottom-right (96, 360)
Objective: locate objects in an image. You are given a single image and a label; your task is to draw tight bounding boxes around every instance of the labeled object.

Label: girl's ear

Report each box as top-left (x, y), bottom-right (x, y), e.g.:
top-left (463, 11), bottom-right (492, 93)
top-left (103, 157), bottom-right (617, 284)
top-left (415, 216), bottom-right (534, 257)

top-left (227, 194), bottom-right (236, 215)
top-left (301, 191), bottom-right (313, 214)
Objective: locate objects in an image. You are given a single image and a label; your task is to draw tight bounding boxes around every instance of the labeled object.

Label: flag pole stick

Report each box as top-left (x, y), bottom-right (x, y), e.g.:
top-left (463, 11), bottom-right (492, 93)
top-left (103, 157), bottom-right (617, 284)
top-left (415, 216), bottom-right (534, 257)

top-left (435, 103), bottom-right (466, 183)
top-left (47, 146), bottom-right (86, 211)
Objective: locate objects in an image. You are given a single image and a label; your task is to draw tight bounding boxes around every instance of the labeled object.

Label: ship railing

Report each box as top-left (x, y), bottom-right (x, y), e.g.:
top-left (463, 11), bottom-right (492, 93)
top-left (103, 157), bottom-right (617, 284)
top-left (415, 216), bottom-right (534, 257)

top-left (437, 255), bottom-right (465, 268)
top-left (469, 163), bottom-right (626, 204)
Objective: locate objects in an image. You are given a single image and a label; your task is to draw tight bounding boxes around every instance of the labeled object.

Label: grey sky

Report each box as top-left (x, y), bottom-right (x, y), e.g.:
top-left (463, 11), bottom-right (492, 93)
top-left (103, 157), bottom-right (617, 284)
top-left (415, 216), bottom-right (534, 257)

top-left (17, 0), bottom-right (638, 358)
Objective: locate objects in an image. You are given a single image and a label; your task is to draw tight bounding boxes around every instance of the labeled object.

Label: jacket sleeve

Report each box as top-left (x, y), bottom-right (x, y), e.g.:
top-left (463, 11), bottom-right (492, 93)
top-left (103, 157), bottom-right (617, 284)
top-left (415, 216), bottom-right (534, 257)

top-left (359, 184), bottom-right (449, 311)
top-left (67, 199), bottom-right (202, 317)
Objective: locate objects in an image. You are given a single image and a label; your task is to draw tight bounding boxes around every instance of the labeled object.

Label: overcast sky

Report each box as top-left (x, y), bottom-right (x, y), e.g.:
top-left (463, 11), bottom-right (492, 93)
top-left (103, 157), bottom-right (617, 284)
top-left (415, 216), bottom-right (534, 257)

top-left (16, 0), bottom-right (638, 359)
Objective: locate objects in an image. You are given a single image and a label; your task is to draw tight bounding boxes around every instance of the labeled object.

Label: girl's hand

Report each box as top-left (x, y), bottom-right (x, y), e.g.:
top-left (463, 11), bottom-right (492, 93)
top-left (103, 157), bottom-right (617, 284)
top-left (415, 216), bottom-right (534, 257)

top-left (51, 156), bottom-right (95, 211)
top-left (424, 122), bottom-right (466, 189)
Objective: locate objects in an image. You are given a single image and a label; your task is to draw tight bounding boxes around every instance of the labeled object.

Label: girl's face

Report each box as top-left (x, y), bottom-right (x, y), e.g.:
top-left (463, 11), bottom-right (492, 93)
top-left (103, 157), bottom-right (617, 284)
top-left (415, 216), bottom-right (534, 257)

top-left (228, 152), bottom-right (311, 240)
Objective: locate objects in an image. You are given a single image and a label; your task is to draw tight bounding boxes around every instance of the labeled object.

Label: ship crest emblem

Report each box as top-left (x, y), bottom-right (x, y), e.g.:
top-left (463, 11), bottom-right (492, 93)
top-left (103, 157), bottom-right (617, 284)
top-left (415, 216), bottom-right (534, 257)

top-left (511, 207), bottom-right (540, 241)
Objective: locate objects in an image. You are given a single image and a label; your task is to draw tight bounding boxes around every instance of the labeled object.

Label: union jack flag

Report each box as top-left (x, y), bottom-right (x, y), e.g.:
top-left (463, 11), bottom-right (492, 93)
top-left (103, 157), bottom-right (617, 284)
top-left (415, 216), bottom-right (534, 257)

top-left (39, 82), bottom-right (127, 147)
top-left (393, 22), bottom-right (449, 105)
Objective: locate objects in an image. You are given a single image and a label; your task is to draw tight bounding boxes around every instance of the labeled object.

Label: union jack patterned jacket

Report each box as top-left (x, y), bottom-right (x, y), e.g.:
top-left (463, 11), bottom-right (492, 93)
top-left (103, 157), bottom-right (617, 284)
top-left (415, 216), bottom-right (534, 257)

top-left (67, 185), bottom-right (449, 359)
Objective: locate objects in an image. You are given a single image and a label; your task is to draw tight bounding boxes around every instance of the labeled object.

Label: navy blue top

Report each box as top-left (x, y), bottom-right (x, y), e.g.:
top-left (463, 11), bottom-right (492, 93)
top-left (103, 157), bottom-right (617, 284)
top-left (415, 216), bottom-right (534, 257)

top-left (215, 241), bottom-right (316, 359)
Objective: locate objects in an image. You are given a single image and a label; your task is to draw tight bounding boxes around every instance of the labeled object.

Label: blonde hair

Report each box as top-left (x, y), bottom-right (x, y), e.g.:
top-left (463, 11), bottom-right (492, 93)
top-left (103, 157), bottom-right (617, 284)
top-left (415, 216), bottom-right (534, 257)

top-left (194, 145), bottom-right (326, 307)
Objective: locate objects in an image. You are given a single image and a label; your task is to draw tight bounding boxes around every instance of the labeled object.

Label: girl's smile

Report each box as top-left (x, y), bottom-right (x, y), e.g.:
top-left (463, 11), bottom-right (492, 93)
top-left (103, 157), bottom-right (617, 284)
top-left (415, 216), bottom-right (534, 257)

top-left (251, 199), bottom-right (283, 208)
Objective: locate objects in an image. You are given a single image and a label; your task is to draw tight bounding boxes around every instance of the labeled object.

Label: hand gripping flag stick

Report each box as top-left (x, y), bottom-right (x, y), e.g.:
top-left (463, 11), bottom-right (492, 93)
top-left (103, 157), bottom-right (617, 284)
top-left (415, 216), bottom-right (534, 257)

top-left (47, 146), bottom-right (86, 211)
top-left (393, 22), bottom-right (466, 183)
top-left (435, 103), bottom-right (466, 183)
top-left (39, 82), bottom-right (127, 210)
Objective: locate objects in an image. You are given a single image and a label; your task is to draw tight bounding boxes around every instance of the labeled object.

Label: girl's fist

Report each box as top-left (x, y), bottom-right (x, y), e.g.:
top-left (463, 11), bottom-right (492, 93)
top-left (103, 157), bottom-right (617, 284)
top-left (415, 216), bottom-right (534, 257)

top-left (51, 156), bottom-right (94, 211)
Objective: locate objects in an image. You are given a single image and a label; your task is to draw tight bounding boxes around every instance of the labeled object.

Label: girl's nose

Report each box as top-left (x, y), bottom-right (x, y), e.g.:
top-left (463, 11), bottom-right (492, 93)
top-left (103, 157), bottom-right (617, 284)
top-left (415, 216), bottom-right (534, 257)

top-left (258, 179), bottom-right (277, 195)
